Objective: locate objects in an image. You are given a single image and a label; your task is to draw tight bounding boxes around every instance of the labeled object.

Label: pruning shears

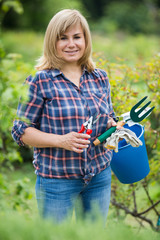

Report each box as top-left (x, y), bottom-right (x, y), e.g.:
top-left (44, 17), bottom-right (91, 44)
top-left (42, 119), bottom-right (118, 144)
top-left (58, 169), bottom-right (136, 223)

top-left (78, 112), bottom-right (101, 136)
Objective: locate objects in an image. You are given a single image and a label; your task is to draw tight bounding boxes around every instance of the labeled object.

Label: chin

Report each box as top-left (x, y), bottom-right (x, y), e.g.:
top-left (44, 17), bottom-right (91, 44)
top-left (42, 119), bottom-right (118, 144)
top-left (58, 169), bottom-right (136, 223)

top-left (64, 57), bottom-right (80, 63)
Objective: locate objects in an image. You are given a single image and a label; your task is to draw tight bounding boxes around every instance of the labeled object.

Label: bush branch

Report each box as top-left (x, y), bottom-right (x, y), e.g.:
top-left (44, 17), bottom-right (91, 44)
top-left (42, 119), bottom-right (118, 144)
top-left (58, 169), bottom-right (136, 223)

top-left (111, 199), bottom-right (156, 230)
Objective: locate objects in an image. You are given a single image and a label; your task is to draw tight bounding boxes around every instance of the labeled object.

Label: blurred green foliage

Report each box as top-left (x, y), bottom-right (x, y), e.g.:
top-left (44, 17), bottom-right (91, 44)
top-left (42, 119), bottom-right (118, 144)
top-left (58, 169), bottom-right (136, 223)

top-left (0, 0), bottom-right (23, 28)
top-left (2, 0), bottom-right (160, 34)
top-left (0, 210), bottom-right (159, 240)
top-left (91, 1), bottom-right (160, 34)
top-left (92, 33), bottom-right (160, 65)
top-left (2, 0), bottom-right (86, 31)
top-left (0, 163), bottom-right (36, 213)
top-left (0, 212), bottom-right (160, 240)
top-left (0, 43), bottom-right (35, 166)
top-left (0, 174), bottom-right (34, 212)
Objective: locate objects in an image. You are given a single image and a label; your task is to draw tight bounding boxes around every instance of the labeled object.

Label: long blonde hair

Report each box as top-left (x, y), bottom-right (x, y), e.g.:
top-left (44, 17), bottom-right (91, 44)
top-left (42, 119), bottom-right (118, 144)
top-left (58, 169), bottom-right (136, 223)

top-left (35, 9), bottom-right (95, 72)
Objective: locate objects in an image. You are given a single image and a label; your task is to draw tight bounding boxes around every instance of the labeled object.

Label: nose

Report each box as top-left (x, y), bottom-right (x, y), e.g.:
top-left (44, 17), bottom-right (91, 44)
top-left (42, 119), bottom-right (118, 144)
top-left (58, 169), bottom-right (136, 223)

top-left (67, 38), bottom-right (75, 48)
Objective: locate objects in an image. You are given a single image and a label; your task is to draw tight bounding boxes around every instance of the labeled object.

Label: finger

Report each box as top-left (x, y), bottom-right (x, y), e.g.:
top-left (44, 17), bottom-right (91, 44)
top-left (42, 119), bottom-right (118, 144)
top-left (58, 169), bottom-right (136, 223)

top-left (111, 121), bottom-right (117, 127)
top-left (72, 147), bottom-right (84, 153)
top-left (76, 133), bottom-right (91, 139)
top-left (110, 118), bottom-right (117, 125)
top-left (75, 138), bottom-right (90, 145)
top-left (74, 143), bottom-right (89, 149)
top-left (107, 118), bottom-right (115, 128)
top-left (116, 121), bottom-right (125, 129)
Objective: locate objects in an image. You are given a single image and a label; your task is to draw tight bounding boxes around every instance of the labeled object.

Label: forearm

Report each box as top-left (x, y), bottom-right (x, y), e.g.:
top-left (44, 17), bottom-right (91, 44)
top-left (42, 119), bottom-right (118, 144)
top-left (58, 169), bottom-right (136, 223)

top-left (21, 127), bottom-right (90, 153)
top-left (21, 127), bottom-right (62, 148)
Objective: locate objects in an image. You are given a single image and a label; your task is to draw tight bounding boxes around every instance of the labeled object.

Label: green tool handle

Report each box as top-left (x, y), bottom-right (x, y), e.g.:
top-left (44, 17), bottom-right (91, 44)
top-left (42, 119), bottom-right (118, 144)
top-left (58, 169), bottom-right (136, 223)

top-left (93, 121), bottom-right (125, 146)
top-left (98, 126), bottom-right (117, 143)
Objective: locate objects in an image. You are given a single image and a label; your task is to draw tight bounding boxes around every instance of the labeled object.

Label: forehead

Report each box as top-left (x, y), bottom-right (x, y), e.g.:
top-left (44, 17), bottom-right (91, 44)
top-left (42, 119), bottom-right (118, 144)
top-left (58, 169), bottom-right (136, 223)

top-left (61, 23), bottom-right (84, 36)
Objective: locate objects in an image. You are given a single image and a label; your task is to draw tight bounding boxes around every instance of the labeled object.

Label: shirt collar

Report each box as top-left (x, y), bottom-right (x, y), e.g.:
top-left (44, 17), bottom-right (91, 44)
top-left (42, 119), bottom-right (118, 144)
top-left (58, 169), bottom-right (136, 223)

top-left (50, 69), bottom-right (62, 78)
top-left (82, 67), bottom-right (89, 74)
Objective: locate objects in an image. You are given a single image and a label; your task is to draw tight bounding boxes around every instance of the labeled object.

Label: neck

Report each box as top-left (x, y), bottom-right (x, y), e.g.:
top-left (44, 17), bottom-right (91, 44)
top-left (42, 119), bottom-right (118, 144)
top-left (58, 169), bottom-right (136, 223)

top-left (60, 64), bottom-right (83, 88)
top-left (61, 63), bottom-right (82, 74)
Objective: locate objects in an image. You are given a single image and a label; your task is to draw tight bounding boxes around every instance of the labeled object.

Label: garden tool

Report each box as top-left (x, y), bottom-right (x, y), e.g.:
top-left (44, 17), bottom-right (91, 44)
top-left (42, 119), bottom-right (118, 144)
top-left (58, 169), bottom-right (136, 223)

top-left (93, 96), bottom-right (155, 146)
top-left (78, 112), bottom-right (101, 136)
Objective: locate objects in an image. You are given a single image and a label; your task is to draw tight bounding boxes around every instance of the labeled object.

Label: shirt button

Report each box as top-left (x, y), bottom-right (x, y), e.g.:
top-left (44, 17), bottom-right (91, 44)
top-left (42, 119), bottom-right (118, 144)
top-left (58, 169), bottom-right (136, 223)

top-left (89, 172), bottom-right (95, 177)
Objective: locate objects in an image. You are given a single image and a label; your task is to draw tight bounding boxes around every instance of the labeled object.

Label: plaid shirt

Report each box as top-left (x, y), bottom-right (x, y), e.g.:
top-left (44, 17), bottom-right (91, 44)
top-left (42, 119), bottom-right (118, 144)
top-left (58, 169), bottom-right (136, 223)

top-left (12, 68), bottom-right (115, 179)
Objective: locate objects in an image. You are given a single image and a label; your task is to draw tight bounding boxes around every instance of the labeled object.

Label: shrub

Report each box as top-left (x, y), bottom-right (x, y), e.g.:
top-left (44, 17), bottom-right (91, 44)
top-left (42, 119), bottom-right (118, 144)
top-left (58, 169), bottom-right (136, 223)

top-left (91, 2), bottom-right (159, 34)
top-left (0, 43), bottom-right (35, 166)
top-left (96, 53), bottom-right (160, 230)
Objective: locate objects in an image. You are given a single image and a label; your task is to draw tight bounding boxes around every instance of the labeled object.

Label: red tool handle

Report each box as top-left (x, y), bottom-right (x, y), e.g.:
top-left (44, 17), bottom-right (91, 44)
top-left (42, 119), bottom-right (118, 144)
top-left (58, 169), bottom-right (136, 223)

top-left (78, 125), bottom-right (86, 133)
top-left (78, 124), bottom-right (92, 140)
top-left (78, 125), bottom-right (92, 150)
top-left (86, 129), bottom-right (92, 135)
top-left (78, 127), bottom-right (92, 142)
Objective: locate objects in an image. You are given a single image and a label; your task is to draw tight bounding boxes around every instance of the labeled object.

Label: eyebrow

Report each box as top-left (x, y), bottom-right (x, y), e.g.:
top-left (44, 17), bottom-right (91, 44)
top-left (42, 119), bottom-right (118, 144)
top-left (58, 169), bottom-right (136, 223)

top-left (61, 33), bottom-right (83, 37)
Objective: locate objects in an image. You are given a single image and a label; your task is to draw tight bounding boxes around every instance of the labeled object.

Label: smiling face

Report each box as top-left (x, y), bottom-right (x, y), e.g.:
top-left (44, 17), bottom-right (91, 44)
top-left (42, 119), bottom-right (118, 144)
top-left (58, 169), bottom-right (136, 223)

top-left (56, 23), bottom-right (86, 66)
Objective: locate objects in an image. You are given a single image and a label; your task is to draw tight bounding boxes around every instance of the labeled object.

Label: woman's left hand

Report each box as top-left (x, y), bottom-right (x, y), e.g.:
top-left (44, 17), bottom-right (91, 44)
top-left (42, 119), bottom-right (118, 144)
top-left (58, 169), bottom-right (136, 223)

top-left (107, 118), bottom-right (117, 129)
top-left (107, 118), bottom-right (124, 130)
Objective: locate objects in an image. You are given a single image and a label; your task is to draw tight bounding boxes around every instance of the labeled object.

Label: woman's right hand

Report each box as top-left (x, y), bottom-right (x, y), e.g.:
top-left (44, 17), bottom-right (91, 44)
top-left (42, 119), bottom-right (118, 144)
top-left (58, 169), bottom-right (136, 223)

top-left (60, 132), bottom-right (91, 153)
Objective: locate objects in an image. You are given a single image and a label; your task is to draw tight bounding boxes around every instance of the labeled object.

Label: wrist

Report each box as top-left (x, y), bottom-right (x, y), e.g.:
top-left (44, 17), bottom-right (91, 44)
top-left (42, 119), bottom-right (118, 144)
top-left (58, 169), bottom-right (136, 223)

top-left (50, 134), bottom-right (63, 148)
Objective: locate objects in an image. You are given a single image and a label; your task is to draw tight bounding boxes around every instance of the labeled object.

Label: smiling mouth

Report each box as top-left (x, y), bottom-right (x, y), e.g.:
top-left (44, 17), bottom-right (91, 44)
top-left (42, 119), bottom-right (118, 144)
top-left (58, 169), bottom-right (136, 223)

top-left (64, 50), bottom-right (79, 54)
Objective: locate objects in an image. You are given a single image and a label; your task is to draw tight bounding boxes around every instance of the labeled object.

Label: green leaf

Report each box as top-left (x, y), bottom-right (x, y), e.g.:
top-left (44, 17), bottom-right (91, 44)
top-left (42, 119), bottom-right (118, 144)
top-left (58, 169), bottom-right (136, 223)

top-left (2, 1), bottom-right (23, 14)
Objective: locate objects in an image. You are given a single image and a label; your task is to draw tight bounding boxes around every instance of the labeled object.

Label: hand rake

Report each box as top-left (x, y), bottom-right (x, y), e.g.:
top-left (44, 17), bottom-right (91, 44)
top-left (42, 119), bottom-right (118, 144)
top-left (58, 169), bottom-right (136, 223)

top-left (93, 96), bottom-right (155, 146)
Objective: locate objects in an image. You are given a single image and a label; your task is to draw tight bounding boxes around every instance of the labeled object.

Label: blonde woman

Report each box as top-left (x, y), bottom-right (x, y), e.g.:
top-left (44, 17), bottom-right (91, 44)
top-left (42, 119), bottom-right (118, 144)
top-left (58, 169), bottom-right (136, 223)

top-left (12, 9), bottom-right (117, 223)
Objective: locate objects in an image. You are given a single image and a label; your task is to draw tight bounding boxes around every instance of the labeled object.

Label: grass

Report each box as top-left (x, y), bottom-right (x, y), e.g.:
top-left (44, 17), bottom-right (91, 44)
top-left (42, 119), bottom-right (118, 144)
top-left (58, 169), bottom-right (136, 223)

top-left (0, 211), bottom-right (159, 240)
top-left (8, 162), bottom-right (36, 183)
top-left (1, 31), bottom-right (44, 65)
top-left (92, 32), bottom-right (160, 65)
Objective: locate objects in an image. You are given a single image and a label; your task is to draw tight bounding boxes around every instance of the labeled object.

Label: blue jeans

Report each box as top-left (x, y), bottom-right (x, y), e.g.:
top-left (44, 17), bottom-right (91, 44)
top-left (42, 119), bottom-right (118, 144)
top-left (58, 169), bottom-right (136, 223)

top-left (35, 166), bottom-right (111, 223)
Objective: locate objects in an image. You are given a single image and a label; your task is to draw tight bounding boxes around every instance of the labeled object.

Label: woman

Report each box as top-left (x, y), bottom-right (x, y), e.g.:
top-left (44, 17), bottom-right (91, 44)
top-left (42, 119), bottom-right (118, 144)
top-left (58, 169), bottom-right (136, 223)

top-left (12, 9), bottom-right (117, 224)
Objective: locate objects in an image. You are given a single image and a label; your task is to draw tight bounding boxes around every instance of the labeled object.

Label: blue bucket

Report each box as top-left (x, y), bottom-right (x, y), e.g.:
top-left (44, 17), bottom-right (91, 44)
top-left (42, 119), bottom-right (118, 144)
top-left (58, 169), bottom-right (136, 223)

top-left (110, 123), bottom-right (150, 184)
